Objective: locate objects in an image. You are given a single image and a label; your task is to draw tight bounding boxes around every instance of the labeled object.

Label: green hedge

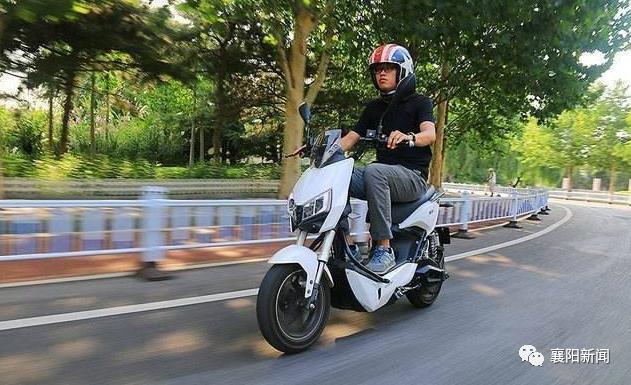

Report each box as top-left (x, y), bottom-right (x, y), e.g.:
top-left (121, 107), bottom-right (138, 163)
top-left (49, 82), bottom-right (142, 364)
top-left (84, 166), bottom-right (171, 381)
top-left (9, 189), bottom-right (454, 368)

top-left (155, 163), bottom-right (282, 179)
top-left (2, 154), bottom-right (281, 180)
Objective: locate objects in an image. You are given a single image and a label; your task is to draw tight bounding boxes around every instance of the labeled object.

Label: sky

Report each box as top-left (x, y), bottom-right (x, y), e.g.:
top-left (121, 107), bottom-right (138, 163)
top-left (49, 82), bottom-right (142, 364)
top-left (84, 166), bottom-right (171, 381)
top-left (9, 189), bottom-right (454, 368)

top-left (581, 49), bottom-right (631, 87)
top-left (597, 50), bottom-right (631, 87)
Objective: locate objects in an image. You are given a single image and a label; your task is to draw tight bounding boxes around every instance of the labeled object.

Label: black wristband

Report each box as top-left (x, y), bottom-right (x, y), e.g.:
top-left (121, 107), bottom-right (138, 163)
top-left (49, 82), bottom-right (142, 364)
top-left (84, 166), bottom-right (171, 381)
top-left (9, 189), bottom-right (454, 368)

top-left (407, 132), bottom-right (415, 147)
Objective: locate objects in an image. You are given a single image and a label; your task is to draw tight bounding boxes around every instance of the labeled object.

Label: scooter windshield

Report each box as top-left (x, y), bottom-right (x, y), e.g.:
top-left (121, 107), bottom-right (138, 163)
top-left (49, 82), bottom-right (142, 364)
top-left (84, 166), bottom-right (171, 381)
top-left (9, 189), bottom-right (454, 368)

top-left (310, 129), bottom-right (343, 168)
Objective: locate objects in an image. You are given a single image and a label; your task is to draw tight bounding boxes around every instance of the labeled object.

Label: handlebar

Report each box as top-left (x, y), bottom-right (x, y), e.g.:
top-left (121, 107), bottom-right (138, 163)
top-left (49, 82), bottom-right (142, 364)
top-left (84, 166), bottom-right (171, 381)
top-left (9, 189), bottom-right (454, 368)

top-left (284, 144), bottom-right (310, 158)
top-left (285, 132), bottom-right (412, 159)
top-left (360, 133), bottom-right (413, 149)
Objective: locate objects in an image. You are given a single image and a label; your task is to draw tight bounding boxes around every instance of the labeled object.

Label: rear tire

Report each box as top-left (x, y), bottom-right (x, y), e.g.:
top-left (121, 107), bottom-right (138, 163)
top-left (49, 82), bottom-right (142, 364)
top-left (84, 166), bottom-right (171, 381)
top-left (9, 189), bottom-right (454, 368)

top-left (256, 264), bottom-right (330, 353)
top-left (406, 242), bottom-right (445, 308)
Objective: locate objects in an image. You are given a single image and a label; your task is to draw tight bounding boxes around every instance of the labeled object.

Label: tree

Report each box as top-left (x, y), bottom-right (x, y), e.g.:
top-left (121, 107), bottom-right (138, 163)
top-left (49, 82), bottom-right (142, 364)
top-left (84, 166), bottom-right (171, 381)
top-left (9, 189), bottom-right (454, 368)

top-left (511, 117), bottom-right (559, 186)
top-left (249, 0), bottom-right (343, 197)
top-left (379, 0), bottom-right (631, 187)
top-left (45, 83), bottom-right (58, 152)
top-left (1, 1), bottom-right (184, 154)
top-left (591, 82), bottom-right (631, 192)
top-left (514, 83), bottom-right (631, 190)
top-left (617, 112), bottom-right (631, 178)
top-left (551, 109), bottom-right (597, 190)
top-left (303, 9), bottom-right (382, 135)
top-left (0, 0), bottom-right (77, 189)
top-left (177, 0), bottom-right (279, 164)
top-left (131, 79), bottom-right (195, 164)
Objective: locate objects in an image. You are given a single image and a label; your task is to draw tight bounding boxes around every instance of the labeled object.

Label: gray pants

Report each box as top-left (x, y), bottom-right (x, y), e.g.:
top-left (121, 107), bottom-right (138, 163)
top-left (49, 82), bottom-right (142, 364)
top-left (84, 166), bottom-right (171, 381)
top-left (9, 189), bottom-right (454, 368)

top-left (349, 163), bottom-right (428, 240)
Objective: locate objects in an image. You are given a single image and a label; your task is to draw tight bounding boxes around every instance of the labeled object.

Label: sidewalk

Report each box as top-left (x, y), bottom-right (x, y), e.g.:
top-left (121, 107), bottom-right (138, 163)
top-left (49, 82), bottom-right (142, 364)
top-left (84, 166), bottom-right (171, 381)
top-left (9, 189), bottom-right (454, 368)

top-left (0, 220), bottom-right (511, 284)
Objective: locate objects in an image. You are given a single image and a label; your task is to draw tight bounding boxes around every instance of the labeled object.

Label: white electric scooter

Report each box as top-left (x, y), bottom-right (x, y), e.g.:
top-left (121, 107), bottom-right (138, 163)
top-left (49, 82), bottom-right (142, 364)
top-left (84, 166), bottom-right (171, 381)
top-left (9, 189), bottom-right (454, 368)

top-left (256, 75), bottom-right (450, 353)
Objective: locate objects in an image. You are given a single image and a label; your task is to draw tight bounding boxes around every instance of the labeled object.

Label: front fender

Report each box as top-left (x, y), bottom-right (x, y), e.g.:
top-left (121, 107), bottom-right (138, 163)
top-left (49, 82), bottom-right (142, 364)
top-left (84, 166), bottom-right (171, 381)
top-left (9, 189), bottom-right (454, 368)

top-left (268, 245), bottom-right (333, 297)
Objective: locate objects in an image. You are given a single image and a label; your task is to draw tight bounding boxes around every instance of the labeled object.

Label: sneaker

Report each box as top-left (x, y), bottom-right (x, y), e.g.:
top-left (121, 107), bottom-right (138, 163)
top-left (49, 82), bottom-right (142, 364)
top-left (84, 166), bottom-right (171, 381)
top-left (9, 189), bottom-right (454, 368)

top-left (366, 246), bottom-right (395, 274)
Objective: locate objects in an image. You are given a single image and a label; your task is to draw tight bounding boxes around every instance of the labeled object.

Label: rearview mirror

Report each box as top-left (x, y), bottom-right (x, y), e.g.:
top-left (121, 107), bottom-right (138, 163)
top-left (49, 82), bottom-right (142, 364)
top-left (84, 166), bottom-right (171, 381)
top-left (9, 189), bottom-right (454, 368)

top-left (298, 102), bottom-right (311, 125)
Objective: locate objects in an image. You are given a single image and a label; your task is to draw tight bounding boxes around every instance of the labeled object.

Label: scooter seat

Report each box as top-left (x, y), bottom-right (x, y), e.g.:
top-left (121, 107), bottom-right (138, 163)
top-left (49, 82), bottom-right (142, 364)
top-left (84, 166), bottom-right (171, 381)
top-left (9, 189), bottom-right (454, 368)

top-left (391, 186), bottom-right (435, 224)
top-left (366, 186), bottom-right (436, 225)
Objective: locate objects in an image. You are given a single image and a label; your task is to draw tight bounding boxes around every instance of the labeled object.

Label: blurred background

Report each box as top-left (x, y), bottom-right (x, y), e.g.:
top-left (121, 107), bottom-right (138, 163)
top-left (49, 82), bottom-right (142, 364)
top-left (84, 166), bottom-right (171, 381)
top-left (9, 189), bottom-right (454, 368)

top-left (1, 3), bottom-right (631, 385)
top-left (0, 0), bottom-right (630, 198)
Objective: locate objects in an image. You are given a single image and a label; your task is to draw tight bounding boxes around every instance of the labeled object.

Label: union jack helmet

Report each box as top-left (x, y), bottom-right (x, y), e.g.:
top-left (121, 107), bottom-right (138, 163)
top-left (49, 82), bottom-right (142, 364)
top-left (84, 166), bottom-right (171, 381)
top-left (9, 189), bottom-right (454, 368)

top-left (368, 44), bottom-right (414, 91)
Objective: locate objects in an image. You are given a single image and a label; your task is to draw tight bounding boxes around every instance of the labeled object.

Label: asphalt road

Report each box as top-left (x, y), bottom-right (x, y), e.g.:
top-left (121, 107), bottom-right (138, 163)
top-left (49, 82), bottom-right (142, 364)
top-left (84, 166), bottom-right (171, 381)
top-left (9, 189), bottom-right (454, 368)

top-left (1, 201), bottom-right (630, 385)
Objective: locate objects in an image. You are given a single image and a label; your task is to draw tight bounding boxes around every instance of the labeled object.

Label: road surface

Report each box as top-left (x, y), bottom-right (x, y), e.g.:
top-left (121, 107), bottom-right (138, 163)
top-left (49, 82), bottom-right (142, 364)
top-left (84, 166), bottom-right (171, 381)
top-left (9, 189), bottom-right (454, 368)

top-left (1, 201), bottom-right (629, 385)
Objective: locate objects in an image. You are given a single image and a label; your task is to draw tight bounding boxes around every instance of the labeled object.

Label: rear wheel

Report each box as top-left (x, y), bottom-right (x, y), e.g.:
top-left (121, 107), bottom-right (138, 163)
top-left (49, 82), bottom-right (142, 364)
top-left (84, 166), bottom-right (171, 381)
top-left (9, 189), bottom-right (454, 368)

top-left (406, 238), bottom-right (445, 308)
top-left (256, 264), bottom-right (330, 353)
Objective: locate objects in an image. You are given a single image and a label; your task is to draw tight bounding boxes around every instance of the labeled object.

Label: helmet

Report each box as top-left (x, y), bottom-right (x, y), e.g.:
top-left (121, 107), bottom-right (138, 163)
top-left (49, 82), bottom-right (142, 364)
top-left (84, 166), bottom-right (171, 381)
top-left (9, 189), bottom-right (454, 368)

top-left (368, 44), bottom-right (414, 92)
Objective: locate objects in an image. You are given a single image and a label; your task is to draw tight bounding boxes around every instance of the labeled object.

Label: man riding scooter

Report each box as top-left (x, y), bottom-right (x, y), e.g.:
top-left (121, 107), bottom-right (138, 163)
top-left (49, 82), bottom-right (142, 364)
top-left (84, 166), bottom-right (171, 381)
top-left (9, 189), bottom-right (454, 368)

top-left (256, 45), bottom-right (448, 353)
top-left (340, 43), bottom-right (436, 274)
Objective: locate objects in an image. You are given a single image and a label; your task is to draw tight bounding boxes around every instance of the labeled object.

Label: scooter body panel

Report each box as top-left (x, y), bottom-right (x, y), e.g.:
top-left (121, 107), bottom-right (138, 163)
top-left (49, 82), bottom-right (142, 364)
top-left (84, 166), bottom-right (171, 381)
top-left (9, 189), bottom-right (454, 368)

top-left (291, 158), bottom-right (354, 233)
top-left (268, 245), bottom-right (333, 298)
top-left (398, 201), bottom-right (439, 232)
top-left (345, 263), bottom-right (417, 312)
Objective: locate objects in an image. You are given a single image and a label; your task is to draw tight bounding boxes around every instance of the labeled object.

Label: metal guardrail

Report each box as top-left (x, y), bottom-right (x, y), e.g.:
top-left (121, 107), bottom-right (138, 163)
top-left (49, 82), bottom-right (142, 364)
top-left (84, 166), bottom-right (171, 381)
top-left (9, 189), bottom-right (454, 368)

top-left (445, 182), bottom-right (631, 205)
top-left (547, 189), bottom-right (631, 205)
top-left (0, 185), bottom-right (549, 262)
top-left (443, 182), bottom-right (539, 195)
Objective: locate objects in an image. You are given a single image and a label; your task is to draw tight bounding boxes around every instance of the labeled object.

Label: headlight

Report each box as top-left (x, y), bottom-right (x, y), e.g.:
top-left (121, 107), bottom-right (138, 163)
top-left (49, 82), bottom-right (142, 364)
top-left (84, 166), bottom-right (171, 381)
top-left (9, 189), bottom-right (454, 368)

top-left (301, 190), bottom-right (331, 221)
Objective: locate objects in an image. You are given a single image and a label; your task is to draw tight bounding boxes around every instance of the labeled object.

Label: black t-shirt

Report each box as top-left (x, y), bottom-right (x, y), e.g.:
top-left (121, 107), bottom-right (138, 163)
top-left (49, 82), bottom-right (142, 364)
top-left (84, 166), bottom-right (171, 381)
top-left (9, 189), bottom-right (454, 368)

top-left (353, 94), bottom-right (435, 178)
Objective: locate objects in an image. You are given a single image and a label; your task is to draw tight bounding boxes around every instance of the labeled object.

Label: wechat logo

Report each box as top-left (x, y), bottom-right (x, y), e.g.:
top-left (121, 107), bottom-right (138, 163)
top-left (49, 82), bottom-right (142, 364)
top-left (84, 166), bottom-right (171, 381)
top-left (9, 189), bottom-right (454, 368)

top-left (519, 345), bottom-right (544, 367)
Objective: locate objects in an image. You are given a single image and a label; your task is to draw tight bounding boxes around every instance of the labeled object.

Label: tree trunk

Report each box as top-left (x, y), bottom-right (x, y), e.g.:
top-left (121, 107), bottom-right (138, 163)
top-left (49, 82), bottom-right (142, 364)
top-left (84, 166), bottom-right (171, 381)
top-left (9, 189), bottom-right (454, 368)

top-left (566, 165), bottom-right (573, 192)
top-left (279, 91), bottom-right (304, 198)
top-left (221, 142), bottom-right (228, 164)
top-left (105, 73), bottom-right (110, 139)
top-left (441, 135), bottom-right (447, 181)
top-left (277, 3), bottom-right (323, 198)
top-left (48, 91), bottom-right (54, 152)
top-left (189, 105), bottom-right (195, 167)
top-left (197, 94), bottom-right (204, 163)
top-left (90, 72), bottom-right (96, 156)
top-left (59, 71), bottom-right (77, 155)
top-left (609, 160), bottom-right (617, 194)
top-left (199, 126), bottom-right (205, 163)
top-left (212, 116), bottom-right (222, 163)
top-left (429, 100), bottom-right (447, 187)
top-left (429, 62), bottom-right (450, 188)
top-left (213, 66), bottom-right (226, 164)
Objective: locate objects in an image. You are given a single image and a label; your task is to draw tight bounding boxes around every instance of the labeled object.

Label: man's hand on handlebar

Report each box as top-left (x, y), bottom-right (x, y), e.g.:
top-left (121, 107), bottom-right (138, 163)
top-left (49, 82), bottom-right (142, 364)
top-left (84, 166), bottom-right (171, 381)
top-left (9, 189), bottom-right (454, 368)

top-left (387, 130), bottom-right (413, 149)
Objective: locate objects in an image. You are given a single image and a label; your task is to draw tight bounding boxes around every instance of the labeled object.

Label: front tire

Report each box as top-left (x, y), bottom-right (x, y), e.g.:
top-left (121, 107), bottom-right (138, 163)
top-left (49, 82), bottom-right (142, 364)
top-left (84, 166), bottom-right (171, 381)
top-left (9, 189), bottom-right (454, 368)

top-left (256, 264), bottom-right (330, 353)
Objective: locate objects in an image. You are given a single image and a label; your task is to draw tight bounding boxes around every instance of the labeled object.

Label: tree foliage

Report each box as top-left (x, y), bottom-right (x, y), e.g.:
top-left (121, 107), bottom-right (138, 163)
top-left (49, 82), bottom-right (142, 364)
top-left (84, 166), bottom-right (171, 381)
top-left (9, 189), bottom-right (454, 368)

top-left (1, 0), bottom-right (186, 153)
top-left (1, 0), bottom-right (631, 194)
top-left (376, 0), bottom-right (631, 186)
top-left (513, 84), bottom-right (631, 190)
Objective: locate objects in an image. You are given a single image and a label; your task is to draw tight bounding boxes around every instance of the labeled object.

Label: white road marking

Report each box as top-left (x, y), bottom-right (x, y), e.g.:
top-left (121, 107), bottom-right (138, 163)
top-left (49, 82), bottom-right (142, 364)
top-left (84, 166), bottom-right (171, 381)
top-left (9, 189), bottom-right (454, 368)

top-left (445, 205), bottom-right (572, 262)
top-left (0, 289), bottom-right (259, 331)
top-left (0, 205), bottom-right (573, 331)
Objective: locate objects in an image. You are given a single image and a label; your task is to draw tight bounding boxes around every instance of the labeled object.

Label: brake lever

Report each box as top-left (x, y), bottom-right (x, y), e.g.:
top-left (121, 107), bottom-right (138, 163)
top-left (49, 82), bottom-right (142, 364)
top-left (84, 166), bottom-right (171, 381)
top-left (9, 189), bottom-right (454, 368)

top-left (284, 144), bottom-right (308, 158)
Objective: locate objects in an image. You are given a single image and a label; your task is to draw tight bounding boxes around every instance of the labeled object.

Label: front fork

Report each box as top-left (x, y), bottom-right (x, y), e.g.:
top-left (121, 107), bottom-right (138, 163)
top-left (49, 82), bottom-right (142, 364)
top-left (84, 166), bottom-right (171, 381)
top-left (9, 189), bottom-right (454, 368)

top-left (299, 229), bottom-right (336, 309)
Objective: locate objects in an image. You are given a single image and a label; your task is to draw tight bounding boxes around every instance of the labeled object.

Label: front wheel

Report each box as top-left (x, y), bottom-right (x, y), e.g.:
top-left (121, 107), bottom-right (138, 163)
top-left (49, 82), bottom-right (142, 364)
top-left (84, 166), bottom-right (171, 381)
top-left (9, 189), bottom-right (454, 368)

top-left (256, 264), bottom-right (330, 353)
